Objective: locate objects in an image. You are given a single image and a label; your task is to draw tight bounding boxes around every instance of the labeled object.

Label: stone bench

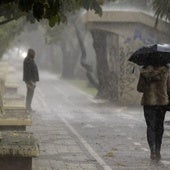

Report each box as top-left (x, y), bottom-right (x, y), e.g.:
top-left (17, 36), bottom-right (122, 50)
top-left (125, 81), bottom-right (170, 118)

top-left (3, 97), bottom-right (25, 111)
top-left (0, 75), bottom-right (5, 95)
top-left (5, 82), bottom-right (18, 95)
top-left (3, 95), bottom-right (25, 110)
top-left (0, 131), bottom-right (39, 170)
top-left (0, 77), bottom-right (30, 130)
top-left (4, 68), bottom-right (18, 95)
top-left (3, 93), bottom-right (25, 101)
top-left (0, 63), bottom-right (18, 95)
top-left (0, 110), bottom-right (31, 131)
top-left (0, 62), bottom-right (9, 76)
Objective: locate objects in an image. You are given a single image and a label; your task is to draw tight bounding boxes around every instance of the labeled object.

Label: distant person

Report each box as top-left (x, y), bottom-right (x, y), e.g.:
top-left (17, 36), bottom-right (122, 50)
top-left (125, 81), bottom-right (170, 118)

top-left (137, 63), bottom-right (170, 161)
top-left (23, 48), bottom-right (39, 112)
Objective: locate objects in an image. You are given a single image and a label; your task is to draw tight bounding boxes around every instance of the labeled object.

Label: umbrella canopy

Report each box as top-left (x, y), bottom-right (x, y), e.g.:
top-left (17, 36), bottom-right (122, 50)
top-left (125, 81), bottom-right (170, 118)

top-left (128, 44), bottom-right (170, 66)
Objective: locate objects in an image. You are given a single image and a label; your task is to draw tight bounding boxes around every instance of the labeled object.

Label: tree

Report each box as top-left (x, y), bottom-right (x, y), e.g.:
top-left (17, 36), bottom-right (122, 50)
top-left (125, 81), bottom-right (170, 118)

top-left (0, 18), bottom-right (25, 58)
top-left (0, 0), bottom-right (113, 87)
top-left (0, 1), bottom-right (169, 27)
top-left (0, 0), bottom-right (105, 26)
top-left (0, 1), bottom-right (24, 25)
top-left (1, 0), bottom-right (169, 102)
top-left (43, 13), bottom-right (99, 84)
top-left (74, 22), bottom-right (99, 88)
top-left (153, 0), bottom-right (170, 26)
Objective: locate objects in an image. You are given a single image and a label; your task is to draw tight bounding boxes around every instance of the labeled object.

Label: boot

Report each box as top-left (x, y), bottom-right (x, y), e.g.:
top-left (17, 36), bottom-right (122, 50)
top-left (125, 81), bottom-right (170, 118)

top-left (155, 145), bottom-right (161, 161)
top-left (155, 151), bottom-right (161, 161)
top-left (150, 145), bottom-right (156, 160)
top-left (150, 151), bottom-right (156, 160)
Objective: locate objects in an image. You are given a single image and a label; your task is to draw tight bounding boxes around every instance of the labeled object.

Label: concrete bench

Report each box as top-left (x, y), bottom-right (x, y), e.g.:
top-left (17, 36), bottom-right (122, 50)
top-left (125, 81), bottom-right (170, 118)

top-left (3, 93), bottom-right (25, 101)
top-left (0, 131), bottom-right (39, 170)
top-left (4, 82), bottom-right (18, 95)
top-left (0, 62), bottom-right (9, 76)
top-left (0, 77), bottom-right (30, 130)
top-left (0, 110), bottom-right (31, 131)
top-left (3, 97), bottom-right (25, 111)
top-left (3, 100), bottom-right (26, 114)
top-left (4, 67), bottom-right (18, 95)
top-left (0, 76), bottom-right (5, 96)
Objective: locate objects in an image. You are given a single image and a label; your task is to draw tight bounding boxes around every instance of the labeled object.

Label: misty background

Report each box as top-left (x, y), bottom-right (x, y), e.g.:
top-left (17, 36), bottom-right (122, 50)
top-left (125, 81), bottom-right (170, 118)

top-left (1, 0), bottom-right (169, 105)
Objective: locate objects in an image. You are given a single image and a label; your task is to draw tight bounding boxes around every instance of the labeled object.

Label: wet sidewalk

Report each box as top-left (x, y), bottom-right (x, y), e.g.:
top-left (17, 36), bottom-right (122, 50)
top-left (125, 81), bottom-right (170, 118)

top-left (19, 73), bottom-right (105, 170)
top-left (31, 115), bottom-right (102, 170)
top-left (16, 70), bottom-right (170, 170)
top-left (30, 97), bottom-right (170, 170)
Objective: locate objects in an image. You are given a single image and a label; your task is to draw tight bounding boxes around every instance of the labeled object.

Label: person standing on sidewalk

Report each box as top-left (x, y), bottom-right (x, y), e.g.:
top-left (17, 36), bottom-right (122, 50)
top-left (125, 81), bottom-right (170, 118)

top-left (137, 64), bottom-right (170, 161)
top-left (23, 48), bottom-right (39, 112)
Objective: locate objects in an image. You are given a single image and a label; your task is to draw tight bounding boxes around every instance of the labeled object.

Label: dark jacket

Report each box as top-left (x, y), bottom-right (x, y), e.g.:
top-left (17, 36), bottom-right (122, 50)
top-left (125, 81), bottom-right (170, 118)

top-left (137, 65), bottom-right (170, 106)
top-left (23, 56), bottom-right (39, 82)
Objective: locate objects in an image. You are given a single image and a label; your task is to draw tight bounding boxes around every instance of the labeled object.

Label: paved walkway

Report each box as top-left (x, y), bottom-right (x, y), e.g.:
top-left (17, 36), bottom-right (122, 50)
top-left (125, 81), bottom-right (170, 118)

top-left (16, 70), bottom-right (170, 170)
top-left (18, 72), bottom-right (105, 170)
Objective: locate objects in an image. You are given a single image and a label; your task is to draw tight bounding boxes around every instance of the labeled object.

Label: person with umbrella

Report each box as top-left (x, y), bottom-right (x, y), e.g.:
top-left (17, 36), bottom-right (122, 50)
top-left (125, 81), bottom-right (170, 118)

top-left (129, 44), bottom-right (170, 161)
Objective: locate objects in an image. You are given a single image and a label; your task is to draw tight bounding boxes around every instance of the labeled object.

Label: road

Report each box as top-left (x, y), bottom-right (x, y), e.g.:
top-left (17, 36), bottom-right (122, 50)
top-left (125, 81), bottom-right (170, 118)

top-left (16, 68), bottom-right (170, 170)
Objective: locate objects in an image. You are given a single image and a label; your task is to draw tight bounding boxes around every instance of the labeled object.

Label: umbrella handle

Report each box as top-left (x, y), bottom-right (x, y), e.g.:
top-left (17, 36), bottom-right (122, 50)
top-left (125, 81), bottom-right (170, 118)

top-left (132, 66), bottom-right (135, 73)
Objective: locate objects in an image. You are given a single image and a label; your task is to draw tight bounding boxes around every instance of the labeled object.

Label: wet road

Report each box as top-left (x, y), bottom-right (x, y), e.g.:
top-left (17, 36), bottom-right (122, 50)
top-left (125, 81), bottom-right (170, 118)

top-left (17, 69), bottom-right (170, 170)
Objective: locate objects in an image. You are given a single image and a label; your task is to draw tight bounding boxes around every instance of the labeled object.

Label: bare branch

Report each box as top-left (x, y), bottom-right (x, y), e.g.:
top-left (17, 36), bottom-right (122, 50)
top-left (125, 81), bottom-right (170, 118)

top-left (0, 17), bottom-right (15, 25)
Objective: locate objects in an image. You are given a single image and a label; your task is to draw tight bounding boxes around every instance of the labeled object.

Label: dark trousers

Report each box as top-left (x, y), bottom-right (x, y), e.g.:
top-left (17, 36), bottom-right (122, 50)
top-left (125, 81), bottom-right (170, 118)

top-left (26, 83), bottom-right (35, 110)
top-left (144, 106), bottom-right (166, 153)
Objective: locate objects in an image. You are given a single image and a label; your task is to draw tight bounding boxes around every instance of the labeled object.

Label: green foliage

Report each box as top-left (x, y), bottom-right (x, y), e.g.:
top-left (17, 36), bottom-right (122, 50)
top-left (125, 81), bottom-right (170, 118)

top-left (82, 0), bottom-right (102, 16)
top-left (0, 27), bottom-right (8, 43)
top-left (0, 18), bottom-right (25, 57)
top-left (153, 0), bottom-right (170, 21)
top-left (0, 2), bottom-right (23, 24)
top-left (1, 0), bottom-right (169, 27)
top-left (0, 0), bottom-right (104, 27)
top-left (18, 0), bottom-right (34, 12)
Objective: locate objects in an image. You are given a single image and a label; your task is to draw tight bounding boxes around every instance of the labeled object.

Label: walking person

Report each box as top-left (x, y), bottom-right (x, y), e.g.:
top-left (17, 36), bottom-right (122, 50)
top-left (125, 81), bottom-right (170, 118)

top-left (23, 48), bottom-right (39, 112)
top-left (137, 63), bottom-right (170, 161)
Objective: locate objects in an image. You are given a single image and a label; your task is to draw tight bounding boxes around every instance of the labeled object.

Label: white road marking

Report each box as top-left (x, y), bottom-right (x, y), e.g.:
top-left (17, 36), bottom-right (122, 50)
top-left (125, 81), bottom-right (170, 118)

top-left (58, 114), bottom-right (113, 170)
top-left (161, 160), bottom-right (170, 165)
top-left (141, 148), bottom-right (149, 152)
top-left (38, 87), bottom-right (113, 170)
top-left (133, 142), bottom-right (141, 146)
top-left (36, 76), bottom-right (169, 169)
top-left (36, 87), bottom-right (48, 108)
top-left (127, 137), bottom-right (133, 140)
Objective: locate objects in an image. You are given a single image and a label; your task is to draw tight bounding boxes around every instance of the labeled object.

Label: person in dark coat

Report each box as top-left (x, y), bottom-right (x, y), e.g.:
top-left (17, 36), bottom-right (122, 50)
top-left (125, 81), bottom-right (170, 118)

top-left (23, 48), bottom-right (39, 112)
top-left (137, 63), bottom-right (170, 161)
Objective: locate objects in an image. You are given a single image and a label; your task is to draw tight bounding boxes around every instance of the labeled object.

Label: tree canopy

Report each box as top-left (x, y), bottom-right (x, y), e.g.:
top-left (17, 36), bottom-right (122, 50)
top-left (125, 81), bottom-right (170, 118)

top-left (1, 0), bottom-right (169, 27)
top-left (153, 0), bottom-right (170, 23)
top-left (0, 0), bottom-right (106, 26)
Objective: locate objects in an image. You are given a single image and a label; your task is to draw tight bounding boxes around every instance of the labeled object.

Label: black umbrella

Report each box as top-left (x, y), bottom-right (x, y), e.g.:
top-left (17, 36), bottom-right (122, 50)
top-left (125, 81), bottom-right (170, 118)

top-left (128, 44), bottom-right (170, 66)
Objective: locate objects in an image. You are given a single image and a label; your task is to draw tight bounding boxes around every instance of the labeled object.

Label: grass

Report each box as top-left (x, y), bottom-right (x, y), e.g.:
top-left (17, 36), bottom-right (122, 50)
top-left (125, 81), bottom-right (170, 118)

top-left (68, 79), bottom-right (97, 96)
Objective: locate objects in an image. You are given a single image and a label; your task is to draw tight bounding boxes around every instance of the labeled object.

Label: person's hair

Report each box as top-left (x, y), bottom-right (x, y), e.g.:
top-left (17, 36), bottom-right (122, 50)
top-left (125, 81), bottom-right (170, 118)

top-left (27, 48), bottom-right (35, 58)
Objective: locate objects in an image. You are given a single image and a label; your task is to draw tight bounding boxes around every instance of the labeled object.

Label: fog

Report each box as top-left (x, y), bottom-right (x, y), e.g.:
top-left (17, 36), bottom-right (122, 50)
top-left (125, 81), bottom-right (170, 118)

top-left (2, 0), bottom-right (169, 102)
top-left (2, 1), bottom-right (153, 78)
top-left (2, 0), bottom-right (169, 104)
top-left (2, 14), bottom-right (96, 81)
top-left (1, 1), bottom-right (170, 169)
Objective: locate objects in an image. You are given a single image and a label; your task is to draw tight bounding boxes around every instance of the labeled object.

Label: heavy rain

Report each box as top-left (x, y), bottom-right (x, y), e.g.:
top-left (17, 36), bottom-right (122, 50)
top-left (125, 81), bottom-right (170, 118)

top-left (0, 0), bottom-right (170, 170)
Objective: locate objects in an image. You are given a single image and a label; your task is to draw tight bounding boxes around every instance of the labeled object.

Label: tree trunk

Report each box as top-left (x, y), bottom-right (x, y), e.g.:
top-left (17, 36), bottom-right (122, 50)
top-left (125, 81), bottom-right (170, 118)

top-left (74, 25), bottom-right (99, 89)
top-left (60, 41), bottom-right (78, 79)
top-left (91, 29), bottom-right (118, 101)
